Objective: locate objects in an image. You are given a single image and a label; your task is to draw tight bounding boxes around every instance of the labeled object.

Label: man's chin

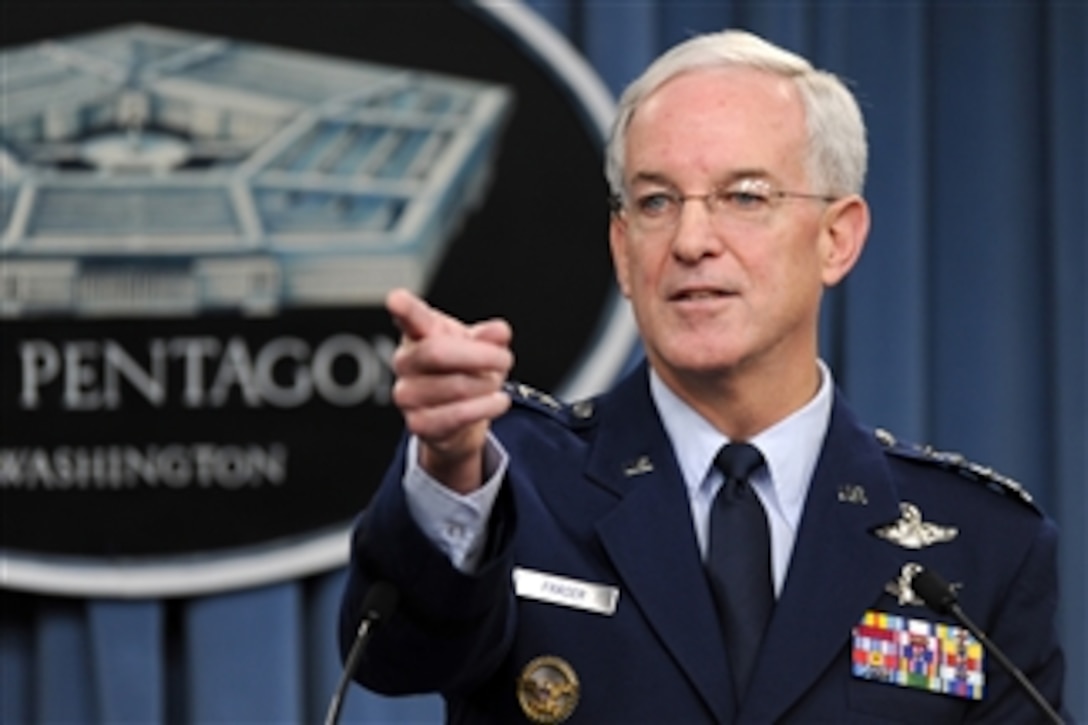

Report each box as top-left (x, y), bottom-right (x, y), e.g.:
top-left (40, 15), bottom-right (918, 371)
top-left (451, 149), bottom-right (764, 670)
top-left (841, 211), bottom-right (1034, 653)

top-left (650, 346), bottom-right (752, 382)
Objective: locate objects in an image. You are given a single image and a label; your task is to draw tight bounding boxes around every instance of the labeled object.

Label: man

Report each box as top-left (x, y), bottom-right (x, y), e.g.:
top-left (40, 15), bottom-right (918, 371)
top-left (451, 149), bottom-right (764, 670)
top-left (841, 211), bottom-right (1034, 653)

top-left (340, 29), bottom-right (1066, 723)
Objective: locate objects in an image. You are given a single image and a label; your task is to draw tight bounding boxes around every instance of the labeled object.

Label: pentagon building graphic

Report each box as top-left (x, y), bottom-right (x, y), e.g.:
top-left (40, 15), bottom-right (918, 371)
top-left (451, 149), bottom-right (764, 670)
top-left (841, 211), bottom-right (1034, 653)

top-left (0, 24), bottom-right (513, 317)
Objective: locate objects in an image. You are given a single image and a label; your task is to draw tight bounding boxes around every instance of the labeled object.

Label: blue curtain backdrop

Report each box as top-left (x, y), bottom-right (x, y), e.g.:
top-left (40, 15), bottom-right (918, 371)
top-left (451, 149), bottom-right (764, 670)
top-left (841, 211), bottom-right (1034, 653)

top-left (1, 1), bottom-right (1084, 722)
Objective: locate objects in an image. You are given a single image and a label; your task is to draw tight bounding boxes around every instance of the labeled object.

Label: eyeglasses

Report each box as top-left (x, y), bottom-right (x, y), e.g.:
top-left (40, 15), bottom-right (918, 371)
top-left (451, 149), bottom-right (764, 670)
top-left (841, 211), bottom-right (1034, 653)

top-left (610, 178), bottom-right (838, 235)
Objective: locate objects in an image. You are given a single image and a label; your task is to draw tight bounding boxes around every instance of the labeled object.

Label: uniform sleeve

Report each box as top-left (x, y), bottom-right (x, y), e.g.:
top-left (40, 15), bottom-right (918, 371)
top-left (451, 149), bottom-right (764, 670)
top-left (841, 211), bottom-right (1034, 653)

top-left (966, 515), bottom-right (1069, 723)
top-left (338, 436), bottom-right (518, 696)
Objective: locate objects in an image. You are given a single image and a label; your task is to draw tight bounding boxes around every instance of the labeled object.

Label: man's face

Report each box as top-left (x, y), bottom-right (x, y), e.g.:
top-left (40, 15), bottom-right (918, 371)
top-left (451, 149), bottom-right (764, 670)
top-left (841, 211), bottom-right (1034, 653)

top-left (610, 66), bottom-right (850, 393)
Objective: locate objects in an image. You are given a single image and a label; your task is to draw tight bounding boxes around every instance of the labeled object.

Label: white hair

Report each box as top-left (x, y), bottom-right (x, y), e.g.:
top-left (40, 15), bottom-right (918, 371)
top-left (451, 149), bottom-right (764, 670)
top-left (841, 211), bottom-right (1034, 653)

top-left (605, 29), bottom-right (868, 199)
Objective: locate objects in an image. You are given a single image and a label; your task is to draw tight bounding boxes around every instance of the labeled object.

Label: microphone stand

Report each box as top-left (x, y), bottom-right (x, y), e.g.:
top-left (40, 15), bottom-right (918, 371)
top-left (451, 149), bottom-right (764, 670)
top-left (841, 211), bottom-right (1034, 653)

top-left (911, 567), bottom-right (1064, 725)
top-left (324, 582), bottom-right (399, 725)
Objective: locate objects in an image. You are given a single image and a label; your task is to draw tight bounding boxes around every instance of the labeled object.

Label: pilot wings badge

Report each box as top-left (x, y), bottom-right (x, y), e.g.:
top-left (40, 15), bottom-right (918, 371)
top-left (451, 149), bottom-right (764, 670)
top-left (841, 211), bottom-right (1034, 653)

top-left (874, 502), bottom-right (958, 550)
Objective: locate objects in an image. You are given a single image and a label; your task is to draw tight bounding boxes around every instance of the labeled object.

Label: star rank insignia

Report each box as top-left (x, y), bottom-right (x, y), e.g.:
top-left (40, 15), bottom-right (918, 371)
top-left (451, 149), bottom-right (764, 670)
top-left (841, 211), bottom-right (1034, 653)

top-left (874, 502), bottom-right (958, 550)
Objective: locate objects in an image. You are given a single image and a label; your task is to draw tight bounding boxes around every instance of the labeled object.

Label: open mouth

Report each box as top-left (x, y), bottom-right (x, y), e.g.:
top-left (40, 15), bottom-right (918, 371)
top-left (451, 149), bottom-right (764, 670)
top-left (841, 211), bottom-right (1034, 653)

top-left (670, 288), bottom-right (736, 302)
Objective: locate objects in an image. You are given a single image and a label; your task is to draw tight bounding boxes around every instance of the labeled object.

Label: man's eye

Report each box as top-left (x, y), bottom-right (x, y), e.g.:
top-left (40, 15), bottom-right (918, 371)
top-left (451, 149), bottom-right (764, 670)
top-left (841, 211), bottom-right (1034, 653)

top-left (721, 191), bottom-right (770, 209)
top-left (635, 193), bottom-right (676, 216)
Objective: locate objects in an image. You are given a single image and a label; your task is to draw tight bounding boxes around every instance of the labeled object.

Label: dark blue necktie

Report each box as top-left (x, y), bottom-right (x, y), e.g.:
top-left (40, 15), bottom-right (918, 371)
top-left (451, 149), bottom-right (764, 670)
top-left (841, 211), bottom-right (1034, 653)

top-left (706, 442), bottom-right (773, 698)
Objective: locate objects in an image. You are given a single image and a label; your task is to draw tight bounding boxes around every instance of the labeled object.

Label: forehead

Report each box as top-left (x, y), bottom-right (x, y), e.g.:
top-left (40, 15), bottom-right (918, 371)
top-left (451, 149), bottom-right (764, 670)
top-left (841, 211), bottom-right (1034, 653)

top-left (624, 66), bottom-right (808, 184)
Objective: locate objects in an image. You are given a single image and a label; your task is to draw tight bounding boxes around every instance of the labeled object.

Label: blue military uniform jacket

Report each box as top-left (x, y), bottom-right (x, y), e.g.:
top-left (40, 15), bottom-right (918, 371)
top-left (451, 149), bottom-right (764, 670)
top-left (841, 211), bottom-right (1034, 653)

top-left (341, 363), bottom-right (1065, 723)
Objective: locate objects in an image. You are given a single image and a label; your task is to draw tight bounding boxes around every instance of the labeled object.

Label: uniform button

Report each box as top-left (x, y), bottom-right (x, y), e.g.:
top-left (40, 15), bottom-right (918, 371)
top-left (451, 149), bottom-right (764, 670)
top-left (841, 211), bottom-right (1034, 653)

top-left (572, 400), bottom-right (594, 419)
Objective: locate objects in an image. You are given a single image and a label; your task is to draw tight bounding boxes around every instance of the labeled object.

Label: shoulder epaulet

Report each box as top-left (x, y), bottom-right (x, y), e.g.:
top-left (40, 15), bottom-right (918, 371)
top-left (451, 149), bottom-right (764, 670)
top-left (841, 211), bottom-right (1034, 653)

top-left (503, 381), bottom-right (597, 428)
top-left (873, 427), bottom-right (1038, 510)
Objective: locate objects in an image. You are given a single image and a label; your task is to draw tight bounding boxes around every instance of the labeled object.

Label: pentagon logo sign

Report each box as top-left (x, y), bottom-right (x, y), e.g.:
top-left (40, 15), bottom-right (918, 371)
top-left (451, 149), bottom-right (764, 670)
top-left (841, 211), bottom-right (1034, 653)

top-left (0, 1), bottom-right (635, 596)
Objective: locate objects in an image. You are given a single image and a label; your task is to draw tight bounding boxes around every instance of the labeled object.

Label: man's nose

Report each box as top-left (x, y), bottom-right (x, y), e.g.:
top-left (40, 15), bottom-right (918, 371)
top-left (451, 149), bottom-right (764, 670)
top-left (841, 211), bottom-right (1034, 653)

top-left (670, 196), bottom-right (724, 262)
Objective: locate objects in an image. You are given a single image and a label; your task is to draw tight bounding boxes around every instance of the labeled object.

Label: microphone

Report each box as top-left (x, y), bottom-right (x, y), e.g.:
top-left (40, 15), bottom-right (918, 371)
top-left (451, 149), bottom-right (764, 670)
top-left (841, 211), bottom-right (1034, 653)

top-left (323, 581), bottom-right (400, 725)
top-left (910, 566), bottom-right (1064, 725)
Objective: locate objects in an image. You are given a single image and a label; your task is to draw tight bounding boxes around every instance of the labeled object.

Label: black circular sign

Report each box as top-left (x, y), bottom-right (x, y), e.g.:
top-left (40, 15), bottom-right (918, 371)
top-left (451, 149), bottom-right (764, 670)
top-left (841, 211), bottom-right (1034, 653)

top-left (0, 0), bottom-right (632, 595)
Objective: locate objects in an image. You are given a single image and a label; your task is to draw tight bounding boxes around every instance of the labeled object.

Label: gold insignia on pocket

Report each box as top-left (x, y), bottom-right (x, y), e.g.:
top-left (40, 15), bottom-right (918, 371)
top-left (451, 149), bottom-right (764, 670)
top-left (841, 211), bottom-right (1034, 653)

top-left (516, 655), bottom-right (580, 723)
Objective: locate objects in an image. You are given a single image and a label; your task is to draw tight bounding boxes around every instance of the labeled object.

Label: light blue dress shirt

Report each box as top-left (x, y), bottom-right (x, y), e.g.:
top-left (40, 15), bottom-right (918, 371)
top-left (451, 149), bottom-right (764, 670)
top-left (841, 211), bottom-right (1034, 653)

top-left (650, 361), bottom-right (833, 596)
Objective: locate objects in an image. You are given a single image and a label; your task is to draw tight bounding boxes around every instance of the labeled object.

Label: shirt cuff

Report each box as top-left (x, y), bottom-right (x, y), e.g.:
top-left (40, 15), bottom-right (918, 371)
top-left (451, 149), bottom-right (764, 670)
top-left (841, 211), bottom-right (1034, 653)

top-left (402, 433), bottom-right (508, 572)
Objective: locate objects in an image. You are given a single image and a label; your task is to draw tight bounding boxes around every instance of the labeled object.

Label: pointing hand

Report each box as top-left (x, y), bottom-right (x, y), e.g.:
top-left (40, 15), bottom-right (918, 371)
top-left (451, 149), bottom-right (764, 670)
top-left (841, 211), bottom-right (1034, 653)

top-left (386, 288), bottom-right (514, 493)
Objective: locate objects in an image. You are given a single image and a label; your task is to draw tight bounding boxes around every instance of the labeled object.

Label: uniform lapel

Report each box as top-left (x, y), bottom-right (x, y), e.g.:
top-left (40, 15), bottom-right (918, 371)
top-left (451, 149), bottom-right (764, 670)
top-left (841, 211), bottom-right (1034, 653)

top-left (740, 394), bottom-right (903, 722)
top-left (587, 366), bottom-right (736, 722)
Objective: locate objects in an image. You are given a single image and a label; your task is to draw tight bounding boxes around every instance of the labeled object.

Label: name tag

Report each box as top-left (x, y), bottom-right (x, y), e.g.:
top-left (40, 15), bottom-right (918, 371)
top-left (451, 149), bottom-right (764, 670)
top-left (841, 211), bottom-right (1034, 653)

top-left (513, 567), bottom-right (619, 616)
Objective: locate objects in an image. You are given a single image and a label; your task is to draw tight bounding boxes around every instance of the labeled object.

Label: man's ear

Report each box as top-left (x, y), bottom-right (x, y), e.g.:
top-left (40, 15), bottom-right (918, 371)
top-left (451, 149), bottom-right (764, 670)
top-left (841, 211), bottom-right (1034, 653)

top-left (609, 213), bottom-right (633, 298)
top-left (819, 195), bottom-right (870, 287)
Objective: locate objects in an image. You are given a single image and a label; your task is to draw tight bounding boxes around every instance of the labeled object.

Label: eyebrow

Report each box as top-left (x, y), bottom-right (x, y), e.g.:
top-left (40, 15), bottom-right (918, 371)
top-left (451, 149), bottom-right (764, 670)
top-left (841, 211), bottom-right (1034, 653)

top-left (627, 172), bottom-right (677, 190)
top-left (627, 168), bottom-right (775, 190)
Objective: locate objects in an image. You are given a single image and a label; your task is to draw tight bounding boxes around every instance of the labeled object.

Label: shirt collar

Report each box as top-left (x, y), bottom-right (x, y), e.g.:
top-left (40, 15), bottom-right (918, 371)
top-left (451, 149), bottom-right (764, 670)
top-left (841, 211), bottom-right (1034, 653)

top-left (649, 361), bottom-right (834, 526)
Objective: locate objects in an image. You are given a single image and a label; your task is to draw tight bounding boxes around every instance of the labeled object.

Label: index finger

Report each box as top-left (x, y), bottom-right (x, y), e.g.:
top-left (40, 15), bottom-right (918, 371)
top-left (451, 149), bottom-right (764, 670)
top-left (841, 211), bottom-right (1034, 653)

top-left (386, 288), bottom-right (448, 341)
top-left (387, 287), bottom-right (437, 339)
